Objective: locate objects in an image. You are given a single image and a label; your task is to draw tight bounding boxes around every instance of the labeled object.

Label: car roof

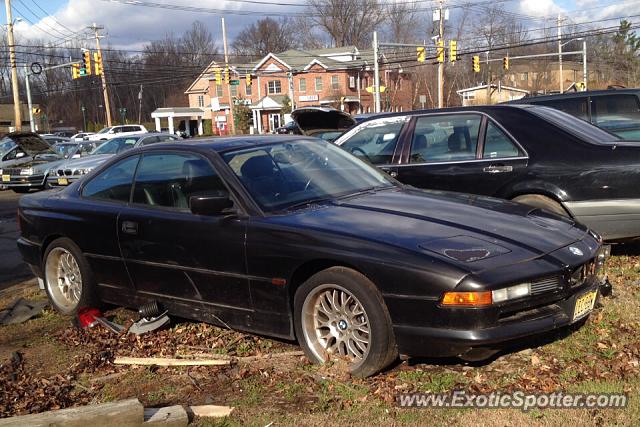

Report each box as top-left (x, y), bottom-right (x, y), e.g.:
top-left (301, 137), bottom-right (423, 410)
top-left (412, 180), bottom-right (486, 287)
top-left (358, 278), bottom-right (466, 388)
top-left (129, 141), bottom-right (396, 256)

top-left (132, 135), bottom-right (321, 153)
top-left (507, 88), bottom-right (640, 103)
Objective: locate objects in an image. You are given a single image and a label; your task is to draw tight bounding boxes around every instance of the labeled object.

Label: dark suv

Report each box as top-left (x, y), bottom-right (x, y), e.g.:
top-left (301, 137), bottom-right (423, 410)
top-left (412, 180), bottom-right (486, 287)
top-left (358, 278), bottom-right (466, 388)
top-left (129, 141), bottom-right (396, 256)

top-left (510, 89), bottom-right (640, 140)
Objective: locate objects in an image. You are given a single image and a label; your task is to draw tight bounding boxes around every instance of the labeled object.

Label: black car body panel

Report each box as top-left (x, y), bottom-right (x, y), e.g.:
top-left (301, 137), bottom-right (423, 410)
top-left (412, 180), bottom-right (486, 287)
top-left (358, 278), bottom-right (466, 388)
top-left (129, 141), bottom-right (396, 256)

top-left (17, 137), bottom-right (603, 359)
top-left (333, 105), bottom-right (640, 240)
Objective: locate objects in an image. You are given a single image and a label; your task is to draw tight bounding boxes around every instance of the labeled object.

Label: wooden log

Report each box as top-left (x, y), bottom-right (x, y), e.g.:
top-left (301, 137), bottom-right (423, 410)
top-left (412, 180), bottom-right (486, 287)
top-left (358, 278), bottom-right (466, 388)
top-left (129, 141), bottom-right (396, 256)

top-left (113, 356), bottom-right (231, 367)
top-left (188, 405), bottom-right (234, 418)
top-left (0, 398), bottom-right (143, 427)
top-left (143, 405), bottom-right (188, 427)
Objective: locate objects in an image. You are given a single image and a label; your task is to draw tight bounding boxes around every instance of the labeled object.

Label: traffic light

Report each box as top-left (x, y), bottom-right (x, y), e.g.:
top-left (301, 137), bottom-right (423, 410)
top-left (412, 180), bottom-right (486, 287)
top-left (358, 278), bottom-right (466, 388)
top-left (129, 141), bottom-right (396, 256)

top-left (214, 68), bottom-right (222, 85)
top-left (81, 51), bottom-right (92, 76)
top-left (93, 52), bottom-right (103, 76)
top-left (224, 67), bottom-right (230, 84)
top-left (72, 63), bottom-right (80, 79)
top-left (436, 40), bottom-right (444, 63)
top-left (503, 56), bottom-right (509, 71)
top-left (449, 40), bottom-right (457, 62)
top-left (472, 55), bottom-right (480, 73)
top-left (416, 46), bottom-right (426, 63)
top-left (245, 74), bottom-right (252, 86)
top-left (32, 107), bottom-right (41, 115)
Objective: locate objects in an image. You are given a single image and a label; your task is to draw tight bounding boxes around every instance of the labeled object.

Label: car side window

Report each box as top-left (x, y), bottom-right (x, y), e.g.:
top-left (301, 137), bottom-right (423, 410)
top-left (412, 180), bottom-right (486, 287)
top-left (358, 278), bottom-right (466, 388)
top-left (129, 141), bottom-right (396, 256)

top-left (139, 136), bottom-right (159, 146)
top-left (82, 155), bottom-right (140, 202)
top-left (482, 121), bottom-right (523, 159)
top-left (409, 114), bottom-right (481, 163)
top-left (538, 98), bottom-right (589, 121)
top-left (591, 95), bottom-right (640, 136)
top-left (132, 153), bottom-right (227, 210)
top-left (340, 117), bottom-right (406, 164)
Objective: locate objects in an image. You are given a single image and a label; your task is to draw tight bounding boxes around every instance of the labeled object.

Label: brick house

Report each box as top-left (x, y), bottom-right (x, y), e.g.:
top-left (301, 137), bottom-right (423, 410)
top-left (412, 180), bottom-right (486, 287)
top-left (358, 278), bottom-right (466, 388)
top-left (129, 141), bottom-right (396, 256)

top-left (188, 46), bottom-right (414, 134)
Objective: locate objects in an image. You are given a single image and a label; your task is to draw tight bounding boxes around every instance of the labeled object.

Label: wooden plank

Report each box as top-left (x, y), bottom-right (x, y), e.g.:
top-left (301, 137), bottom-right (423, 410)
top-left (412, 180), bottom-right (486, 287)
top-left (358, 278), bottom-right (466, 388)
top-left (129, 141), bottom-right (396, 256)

top-left (188, 405), bottom-right (234, 418)
top-left (113, 356), bottom-right (231, 366)
top-left (143, 405), bottom-right (188, 427)
top-left (0, 398), bottom-right (143, 427)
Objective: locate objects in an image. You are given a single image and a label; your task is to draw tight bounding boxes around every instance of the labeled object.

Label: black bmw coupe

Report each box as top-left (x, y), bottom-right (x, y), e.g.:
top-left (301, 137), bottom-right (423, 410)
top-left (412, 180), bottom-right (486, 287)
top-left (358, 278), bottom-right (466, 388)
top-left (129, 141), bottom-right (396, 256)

top-left (18, 136), bottom-right (607, 377)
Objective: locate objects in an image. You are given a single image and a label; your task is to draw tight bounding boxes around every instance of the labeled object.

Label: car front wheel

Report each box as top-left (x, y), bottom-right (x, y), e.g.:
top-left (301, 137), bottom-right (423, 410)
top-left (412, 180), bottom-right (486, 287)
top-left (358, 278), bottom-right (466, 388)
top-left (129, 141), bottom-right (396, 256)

top-left (294, 267), bottom-right (397, 377)
top-left (43, 238), bottom-right (98, 315)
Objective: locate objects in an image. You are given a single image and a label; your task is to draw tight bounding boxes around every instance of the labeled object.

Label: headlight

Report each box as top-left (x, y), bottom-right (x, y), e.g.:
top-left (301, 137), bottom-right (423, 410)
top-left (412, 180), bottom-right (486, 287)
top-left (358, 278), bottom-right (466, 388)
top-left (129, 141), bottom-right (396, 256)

top-left (20, 168), bottom-right (33, 175)
top-left (492, 283), bottom-right (531, 303)
top-left (75, 168), bottom-right (90, 175)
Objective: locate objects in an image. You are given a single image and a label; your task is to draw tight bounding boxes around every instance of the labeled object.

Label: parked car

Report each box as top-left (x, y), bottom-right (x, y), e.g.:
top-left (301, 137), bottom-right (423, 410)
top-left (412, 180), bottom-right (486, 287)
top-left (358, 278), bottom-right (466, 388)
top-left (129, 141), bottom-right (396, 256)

top-left (333, 104), bottom-right (640, 241)
top-left (509, 89), bottom-right (640, 140)
top-left (52, 141), bottom-right (82, 159)
top-left (86, 124), bottom-right (148, 141)
top-left (275, 121), bottom-right (298, 135)
top-left (0, 132), bottom-right (63, 193)
top-left (71, 132), bottom-right (95, 141)
top-left (42, 135), bottom-right (70, 146)
top-left (18, 136), bottom-right (608, 377)
top-left (289, 107), bottom-right (356, 142)
top-left (49, 133), bottom-right (180, 186)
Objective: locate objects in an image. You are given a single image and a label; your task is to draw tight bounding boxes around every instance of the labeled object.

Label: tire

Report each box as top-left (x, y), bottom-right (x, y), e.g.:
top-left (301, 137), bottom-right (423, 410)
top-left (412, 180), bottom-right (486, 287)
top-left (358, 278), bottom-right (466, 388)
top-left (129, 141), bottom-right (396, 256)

top-left (43, 238), bottom-right (99, 315)
top-left (294, 267), bottom-right (397, 377)
top-left (12, 187), bottom-right (29, 194)
top-left (512, 194), bottom-right (568, 217)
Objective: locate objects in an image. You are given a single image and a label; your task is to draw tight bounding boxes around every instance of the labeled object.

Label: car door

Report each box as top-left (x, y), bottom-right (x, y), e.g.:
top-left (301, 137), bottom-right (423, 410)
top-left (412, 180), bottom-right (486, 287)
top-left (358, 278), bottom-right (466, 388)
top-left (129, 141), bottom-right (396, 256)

top-left (117, 151), bottom-right (251, 311)
top-left (78, 154), bottom-right (141, 291)
top-left (336, 115), bottom-right (408, 177)
top-left (394, 113), bottom-right (528, 196)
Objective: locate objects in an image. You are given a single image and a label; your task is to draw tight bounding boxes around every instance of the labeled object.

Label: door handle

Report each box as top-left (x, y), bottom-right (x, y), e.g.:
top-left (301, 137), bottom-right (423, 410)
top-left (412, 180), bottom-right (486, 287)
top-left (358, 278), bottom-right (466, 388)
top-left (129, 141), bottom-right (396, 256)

top-left (121, 220), bottom-right (138, 235)
top-left (483, 165), bottom-right (513, 174)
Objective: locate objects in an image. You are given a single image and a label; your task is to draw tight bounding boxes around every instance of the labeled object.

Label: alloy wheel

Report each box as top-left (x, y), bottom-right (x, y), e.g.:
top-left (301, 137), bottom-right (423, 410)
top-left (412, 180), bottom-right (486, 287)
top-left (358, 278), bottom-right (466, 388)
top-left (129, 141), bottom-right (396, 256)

top-left (45, 247), bottom-right (82, 311)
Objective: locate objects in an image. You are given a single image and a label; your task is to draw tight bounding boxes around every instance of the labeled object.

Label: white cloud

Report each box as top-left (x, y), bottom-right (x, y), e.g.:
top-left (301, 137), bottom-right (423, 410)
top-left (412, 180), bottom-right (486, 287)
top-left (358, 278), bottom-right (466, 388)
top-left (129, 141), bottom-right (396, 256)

top-left (518, 0), bottom-right (564, 17)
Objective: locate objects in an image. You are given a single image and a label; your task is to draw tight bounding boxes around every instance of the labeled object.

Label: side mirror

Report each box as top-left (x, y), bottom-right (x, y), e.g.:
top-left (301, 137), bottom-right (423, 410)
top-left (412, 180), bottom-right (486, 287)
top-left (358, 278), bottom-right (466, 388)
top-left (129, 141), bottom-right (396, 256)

top-left (16, 152), bottom-right (25, 158)
top-left (190, 192), bottom-right (233, 216)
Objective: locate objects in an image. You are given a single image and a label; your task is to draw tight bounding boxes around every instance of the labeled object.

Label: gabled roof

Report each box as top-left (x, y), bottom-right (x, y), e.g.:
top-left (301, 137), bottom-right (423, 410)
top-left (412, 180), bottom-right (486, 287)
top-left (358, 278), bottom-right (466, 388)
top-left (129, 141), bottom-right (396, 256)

top-left (457, 84), bottom-right (530, 95)
top-left (185, 59), bottom-right (219, 94)
top-left (252, 52), bottom-right (292, 71)
top-left (303, 59), bottom-right (329, 70)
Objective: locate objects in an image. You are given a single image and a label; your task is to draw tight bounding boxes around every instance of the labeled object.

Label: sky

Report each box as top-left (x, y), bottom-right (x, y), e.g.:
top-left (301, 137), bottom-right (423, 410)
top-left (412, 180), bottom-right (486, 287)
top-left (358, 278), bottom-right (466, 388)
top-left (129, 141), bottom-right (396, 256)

top-left (1, 0), bottom-right (639, 52)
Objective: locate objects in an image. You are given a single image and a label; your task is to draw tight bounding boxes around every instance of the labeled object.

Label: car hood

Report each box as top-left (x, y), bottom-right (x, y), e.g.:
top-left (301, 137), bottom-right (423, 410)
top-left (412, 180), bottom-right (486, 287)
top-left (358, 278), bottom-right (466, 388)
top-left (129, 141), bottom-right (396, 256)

top-left (11, 134), bottom-right (56, 156)
top-left (59, 154), bottom-right (113, 169)
top-left (291, 107), bottom-right (356, 135)
top-left (270, 188), bottom-right (590, 274)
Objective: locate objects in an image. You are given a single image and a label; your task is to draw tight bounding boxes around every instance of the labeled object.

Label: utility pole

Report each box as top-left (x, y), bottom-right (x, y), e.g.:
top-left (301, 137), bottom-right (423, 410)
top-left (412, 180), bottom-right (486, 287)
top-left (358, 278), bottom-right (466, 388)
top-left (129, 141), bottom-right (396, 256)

top-left (89, 23), bottom-right (112, 127)
top-left (437, 0), bottom-right (445, 108)
top-left (138, 84), bottom-right (143, 123)
top-left (558, 14), bottom-right (563, 94)
top-left (373, 31), bottom-right (381, 113)
top-left (582, 39), bottom-right (588, 91)
top-left (221, 17), bottom-right (235, 134)
top-left (5, 0), bottom-right (21, 131)
top-left (485, 51), bottom-right (491, 103)
top-left (23, 65), bottom-right (34, 132)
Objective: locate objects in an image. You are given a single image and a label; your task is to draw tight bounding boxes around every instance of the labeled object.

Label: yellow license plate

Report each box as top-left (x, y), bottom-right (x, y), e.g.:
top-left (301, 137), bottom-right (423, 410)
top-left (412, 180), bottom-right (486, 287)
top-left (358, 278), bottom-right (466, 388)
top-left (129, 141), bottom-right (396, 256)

top-left (573, 290), bottom-right (597, 321)
top-left (1, 174), bottom-right (9, 182)
top-left (57, 177), bottom-right (69, 185)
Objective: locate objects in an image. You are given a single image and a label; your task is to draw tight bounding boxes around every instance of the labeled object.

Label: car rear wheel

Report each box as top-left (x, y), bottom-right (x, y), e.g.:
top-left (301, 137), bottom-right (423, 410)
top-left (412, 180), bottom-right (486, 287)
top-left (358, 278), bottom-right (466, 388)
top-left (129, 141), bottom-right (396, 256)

top-left (43, 238), bottom-right (98, 315)
top-left (512, 194), bottom-right (568, 217)
top-left (294, 267), bottom-right (397, 377)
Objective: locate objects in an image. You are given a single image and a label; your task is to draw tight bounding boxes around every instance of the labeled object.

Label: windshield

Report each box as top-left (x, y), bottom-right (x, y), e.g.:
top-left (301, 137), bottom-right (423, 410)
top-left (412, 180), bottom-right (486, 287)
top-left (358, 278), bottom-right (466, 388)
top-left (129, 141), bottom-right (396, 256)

top-left (91, 137), bottom-right (138, 155)
top-left (222, 139), bottom-right (394, 212)
top-left (0, 137), bottom-right (16, 155)
top-left (53, 143), bottom-right (77, 158)
top-left (529, 106), bottom-right (622, 144)
top-left (96, 127), bottom-right (112, 134)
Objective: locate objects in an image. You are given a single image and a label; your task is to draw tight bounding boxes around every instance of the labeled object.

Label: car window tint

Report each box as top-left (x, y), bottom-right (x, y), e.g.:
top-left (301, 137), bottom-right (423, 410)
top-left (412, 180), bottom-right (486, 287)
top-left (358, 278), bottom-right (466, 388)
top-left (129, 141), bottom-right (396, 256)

top-left (537, 98), bottom-right (589, 121)
top-left (340, 117), bottom-right (406, 164)
top-left (409, 114), bottom-right (480, 163)
top-left (82, 155), bottom-right (140, 202)
top-left (140, 136), bottom-right (159, 146)
top-left (482, 121), bottom-right (523, 158)
top-left (132, 153), bottom-right (226, 210)
top-left (591, 95), bottom-right (640, 138)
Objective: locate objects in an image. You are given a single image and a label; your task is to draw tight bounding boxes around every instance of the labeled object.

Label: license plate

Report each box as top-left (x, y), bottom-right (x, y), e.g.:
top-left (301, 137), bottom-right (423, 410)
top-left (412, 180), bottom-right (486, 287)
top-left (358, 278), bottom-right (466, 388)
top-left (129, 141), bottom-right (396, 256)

top-left (1, 174), bottom-right (9, 182)
top-left (573, 290), bottom-right (597, 321)
top-left (57, 177), bottom-right (68, 185)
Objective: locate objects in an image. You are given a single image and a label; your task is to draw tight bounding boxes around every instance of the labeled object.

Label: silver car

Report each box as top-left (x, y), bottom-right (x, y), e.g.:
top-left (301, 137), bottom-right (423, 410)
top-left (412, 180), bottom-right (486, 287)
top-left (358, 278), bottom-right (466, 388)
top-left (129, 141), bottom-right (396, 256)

top-left (49, 132), bottom-right (180, 186)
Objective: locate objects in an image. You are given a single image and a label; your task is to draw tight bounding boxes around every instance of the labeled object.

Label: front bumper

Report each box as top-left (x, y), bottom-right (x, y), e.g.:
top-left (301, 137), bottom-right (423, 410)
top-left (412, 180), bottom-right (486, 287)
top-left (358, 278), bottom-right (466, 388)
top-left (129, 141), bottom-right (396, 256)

top-left (393, 281), bottom-right (600, 359)
top-left (1, 174), bottom-right (46, 188)
top-left (47, 175), bottom-right (82, 186)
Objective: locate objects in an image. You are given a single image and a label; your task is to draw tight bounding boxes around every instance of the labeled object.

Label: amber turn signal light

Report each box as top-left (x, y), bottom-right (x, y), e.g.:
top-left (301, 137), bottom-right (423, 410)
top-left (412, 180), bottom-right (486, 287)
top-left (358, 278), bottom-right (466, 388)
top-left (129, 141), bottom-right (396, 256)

top-left (441, 291), bottom-right (492, 306)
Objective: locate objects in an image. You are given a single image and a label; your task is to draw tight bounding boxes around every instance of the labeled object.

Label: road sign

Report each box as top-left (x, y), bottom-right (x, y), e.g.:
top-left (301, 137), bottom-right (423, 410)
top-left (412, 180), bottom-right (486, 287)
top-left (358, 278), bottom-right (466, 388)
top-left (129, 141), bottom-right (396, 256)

top-left (229, 79), bottom-right (240, 86)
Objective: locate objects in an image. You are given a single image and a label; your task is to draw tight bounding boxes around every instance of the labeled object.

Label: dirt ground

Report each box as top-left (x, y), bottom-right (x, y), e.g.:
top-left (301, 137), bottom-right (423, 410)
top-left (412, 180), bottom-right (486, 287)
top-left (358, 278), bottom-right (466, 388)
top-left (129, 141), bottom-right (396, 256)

top-left (1, 244), bottom-right (639, 426)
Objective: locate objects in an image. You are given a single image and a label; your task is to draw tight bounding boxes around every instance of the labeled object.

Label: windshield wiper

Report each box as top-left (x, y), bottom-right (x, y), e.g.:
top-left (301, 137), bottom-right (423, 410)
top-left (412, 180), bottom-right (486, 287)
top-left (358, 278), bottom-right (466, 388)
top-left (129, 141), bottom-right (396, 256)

top-left (284, 197), bottom-right (334, 211)
top-left (337, 185), bottom-right (395, 200)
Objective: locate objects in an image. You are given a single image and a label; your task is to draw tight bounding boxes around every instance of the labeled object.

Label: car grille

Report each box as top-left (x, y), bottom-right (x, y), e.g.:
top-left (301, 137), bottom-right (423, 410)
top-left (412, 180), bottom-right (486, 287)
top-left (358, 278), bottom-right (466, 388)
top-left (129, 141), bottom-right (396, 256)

top-left (56, 169), bottom-right (82, 176)
top-left (530, 276), bottom-right (563, 295)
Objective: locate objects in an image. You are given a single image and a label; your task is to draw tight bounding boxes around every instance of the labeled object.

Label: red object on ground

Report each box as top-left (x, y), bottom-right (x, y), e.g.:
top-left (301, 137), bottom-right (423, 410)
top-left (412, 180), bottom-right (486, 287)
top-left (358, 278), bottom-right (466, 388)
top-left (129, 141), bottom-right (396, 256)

top-left (77, 307), bottom-right (102, 328)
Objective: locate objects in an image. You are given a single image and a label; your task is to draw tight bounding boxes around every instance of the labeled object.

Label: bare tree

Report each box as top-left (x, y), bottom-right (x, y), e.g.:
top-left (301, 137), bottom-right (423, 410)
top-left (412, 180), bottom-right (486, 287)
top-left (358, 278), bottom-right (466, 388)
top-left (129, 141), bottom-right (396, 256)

top-left (232, 18), bottom-right (297, 59)
top-left (386, 1), bottom-right (420, 44)
top-left (307, 0), bottom-right (387, 48)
